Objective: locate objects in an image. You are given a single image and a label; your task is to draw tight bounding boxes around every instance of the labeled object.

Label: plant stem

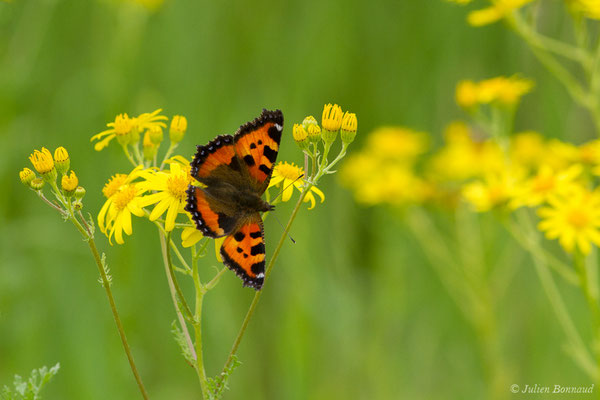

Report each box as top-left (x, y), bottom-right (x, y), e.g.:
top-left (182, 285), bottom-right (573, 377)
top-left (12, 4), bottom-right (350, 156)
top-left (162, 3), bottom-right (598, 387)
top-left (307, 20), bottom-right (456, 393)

top-left (158, 229), bottom-right (197, 362)
top-left (165, 232), bottom-right (194, 320)
top-left (191, 247), bottom-right (209, 399)
top-left (218, 183), bottom-right (311, 384)
top-left (70, 216), bottom-right (150, 399)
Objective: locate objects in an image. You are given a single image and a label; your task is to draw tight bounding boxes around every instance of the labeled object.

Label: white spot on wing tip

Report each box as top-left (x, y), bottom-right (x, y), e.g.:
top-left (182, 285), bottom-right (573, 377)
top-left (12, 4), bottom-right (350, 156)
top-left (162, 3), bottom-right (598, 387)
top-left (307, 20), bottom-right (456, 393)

top-left (256, 273), bottom-right (265, 278)
top-left (275, 123), bottom-right (282, 131)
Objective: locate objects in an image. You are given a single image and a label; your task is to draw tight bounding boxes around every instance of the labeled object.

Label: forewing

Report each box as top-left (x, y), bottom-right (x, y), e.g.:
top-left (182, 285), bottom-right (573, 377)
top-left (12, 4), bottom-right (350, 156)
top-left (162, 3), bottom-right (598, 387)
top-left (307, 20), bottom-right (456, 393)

top-left (234, 109), bottom-right (283, 194)
top-left (220, 214), bottom-right (266, 290)
top-left (189, 134), bottom-right (244, 186)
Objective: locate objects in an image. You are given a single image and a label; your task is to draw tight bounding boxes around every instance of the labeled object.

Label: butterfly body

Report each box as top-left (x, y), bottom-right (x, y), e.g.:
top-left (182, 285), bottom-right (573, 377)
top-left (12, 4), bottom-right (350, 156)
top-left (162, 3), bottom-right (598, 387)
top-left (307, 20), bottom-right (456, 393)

top-left (185, 109), bottom-right (283, 290)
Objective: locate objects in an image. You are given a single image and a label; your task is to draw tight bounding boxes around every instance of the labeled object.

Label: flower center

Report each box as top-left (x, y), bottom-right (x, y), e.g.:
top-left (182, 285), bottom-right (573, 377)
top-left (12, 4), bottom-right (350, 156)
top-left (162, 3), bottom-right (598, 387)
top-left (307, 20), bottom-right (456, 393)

top-left (567, 209), bottom-right (589, 229)
top-left (112, 185), bottom-right (137, 211)
top-left (103, 174), bottom-right (128, 198)
top-left (167, 174), bottom-right (188, 201)
top-left (276, 162), bottom-right (303, 180)
top-left (114, 114), bottom-right (134, 136)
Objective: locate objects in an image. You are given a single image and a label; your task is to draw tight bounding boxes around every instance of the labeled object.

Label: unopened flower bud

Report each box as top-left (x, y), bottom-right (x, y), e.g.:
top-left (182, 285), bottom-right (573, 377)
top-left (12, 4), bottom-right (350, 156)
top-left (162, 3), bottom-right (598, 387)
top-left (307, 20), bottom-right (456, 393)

top-left (31, 177), bottom-right (45, 191)
top-left (148, 125), bottom-right (163, 145)
top-left (321, 103), bottom-right (343, 144)
top-left (170, 115), bottom-right (188, 143)
top-left (340, 112), bottom-right (357, 145)
top-left (54, 147), bottom-right (70, 175)
top-left (293, 124), bottom-right (309, 150)
top-left (74, 186), bottom-right (86, 200)
top-left (19, 168), bottom-right (36, 187)
top-left (61, 171), bottom-right (79, 196)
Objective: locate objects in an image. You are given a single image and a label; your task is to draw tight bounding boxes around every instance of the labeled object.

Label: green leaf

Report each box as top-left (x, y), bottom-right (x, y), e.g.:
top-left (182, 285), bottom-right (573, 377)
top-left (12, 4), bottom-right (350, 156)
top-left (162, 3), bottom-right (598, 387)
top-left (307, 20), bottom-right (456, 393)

top-left (206, 356), bottom-right (242, 400)
top-left (170, 321), bottom-right (195, 367)
top-left (1, 363), bottom-right (60, 400)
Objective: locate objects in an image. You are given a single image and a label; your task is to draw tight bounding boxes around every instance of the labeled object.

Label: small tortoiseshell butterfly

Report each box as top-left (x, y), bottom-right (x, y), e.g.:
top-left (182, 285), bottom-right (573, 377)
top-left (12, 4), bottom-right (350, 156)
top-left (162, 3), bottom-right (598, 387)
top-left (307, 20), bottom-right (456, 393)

top-left (184, 109), bottom-right (283, 290)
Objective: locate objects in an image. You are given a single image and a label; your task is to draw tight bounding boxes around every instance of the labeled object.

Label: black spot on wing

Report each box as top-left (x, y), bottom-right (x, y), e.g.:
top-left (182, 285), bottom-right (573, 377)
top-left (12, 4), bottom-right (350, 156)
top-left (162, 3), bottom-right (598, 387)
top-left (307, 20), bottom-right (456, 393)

top-left (263, 146), bottom-right (277, 163)
top-left (236, 247), bottom-right (243, 253)
top-left (228, 156), bottom-right (242, 172)
top-left (220, 246), bottom-right (264, 290)
top-left (217, 213), bottom-right (236, 235)
top-left (243, 154), bottom-right (256, 166)
top-left (234, 232), bottom-right (245, 242)
top-left (259, 164), bottom-right (271, 176)
top-left (268, 126), bottom-right (281, 143)
top-left (250, 243), bottom-right (265, 256)
top-left (251, 261), bottom-right (265, 275)
top-left (249, 231), bottom-right (262, 239)
top-left (250, 143), bottom-right (257, 149)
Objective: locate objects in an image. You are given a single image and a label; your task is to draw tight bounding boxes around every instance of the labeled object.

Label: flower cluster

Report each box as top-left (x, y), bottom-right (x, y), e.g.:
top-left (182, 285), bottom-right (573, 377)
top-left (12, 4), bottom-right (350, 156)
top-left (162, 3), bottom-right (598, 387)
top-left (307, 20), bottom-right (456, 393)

top-left (447, 0), bottom-right (535, 26)
top-left (456, 76), bottom-right (534, 109)
top-left (341, 74), bottom-right (600, 255)
top-left (21, 146), bottom-right (86, 212)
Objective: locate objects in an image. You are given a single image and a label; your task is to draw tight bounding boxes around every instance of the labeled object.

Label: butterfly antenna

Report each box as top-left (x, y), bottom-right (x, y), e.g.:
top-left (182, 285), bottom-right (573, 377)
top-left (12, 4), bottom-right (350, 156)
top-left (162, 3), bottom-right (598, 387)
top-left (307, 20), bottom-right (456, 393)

top-left (270, 174), bottom-right (305, 203)
top-left (271, 212), bottom-right (296, 244)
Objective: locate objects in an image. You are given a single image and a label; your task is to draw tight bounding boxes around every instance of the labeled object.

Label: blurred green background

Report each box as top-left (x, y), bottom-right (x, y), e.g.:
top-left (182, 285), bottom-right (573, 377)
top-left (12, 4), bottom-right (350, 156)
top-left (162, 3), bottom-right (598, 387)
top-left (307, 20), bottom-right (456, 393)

top-left (0, 0), bottom-right (596, 399)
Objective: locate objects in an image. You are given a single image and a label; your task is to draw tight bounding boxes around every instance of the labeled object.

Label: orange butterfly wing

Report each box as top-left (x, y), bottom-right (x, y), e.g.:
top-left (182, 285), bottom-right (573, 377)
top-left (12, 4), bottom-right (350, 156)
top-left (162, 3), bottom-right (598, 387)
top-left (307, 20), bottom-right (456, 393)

top-left (220, 215), bottom-right (266, 290)
top-left (234, 109), bottom-right (283, 193)
top-left (185, 186), bottom-right (238, 238)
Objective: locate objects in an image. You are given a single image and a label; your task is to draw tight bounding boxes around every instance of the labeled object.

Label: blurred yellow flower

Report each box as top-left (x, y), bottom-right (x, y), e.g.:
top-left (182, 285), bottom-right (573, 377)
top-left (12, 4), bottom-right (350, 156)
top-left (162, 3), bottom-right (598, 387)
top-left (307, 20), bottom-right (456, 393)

top-left (138, 162), bottom-right (192, 231)
top-left (510, 164), bottom-right (582, 208)
top-left (427, 122), bottom-right (504, 181)
top-left (367, 126), bottom-right (429, 161)
top-left (462, 169), bottom-right (522, 212)
top-left (468, 0), bottom-right (534, 26)
top-left (510, 131), bottom-right (547, 171)
top-left (567, 0), bottom-right (600, 19)
top-left (169, 115), bottom-right (188, 143)
top-left (98, 169), bottom-right (146, 244)
top-left (269, 162), bottom-right (325, 209)
top-left (456, 76), bottom-right (534, 108)
top-left (538, 186), bottom-right (600, 254)
top-left (92, 109), bottom-right (167, 151)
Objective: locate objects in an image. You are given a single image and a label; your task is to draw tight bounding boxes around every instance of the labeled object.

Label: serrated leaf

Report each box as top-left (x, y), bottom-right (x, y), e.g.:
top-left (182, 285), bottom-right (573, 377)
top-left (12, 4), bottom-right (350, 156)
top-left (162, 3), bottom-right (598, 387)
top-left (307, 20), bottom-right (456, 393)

top-left (170, 321), bottom-right (196, 367)
top-left (0, 363), bottom-right (60, 400)
top-left (206, 355), bottom-right (242, 400)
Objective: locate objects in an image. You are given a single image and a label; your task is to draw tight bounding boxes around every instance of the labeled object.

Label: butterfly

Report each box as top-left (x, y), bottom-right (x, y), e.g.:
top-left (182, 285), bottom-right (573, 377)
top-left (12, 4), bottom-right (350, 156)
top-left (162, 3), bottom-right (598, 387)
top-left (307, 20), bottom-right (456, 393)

top-left (184, 109), bottom-right (283, 290)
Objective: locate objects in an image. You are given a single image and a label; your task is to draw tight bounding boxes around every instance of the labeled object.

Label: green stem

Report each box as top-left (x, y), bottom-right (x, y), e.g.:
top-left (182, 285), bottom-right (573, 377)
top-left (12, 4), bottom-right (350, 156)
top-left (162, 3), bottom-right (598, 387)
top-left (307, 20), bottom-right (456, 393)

top-left (191, 246), bottom-right (209, 399)
top-left (165, 232), bottom-right (194, 320)
top-left (218, 183), bottom-right (312, 384)
top-left (70, 216), bottom-right (150, 399)
top-left (159, 143), bottom-right (178, 170)
top-left (205, 267), bottom-right (227, 291)
top-left (121, 144), bottom-right (138, 167)
top-left (516, 211), bottom-right (596, 379)
top-left (158, 228), bottom-right (197, 363)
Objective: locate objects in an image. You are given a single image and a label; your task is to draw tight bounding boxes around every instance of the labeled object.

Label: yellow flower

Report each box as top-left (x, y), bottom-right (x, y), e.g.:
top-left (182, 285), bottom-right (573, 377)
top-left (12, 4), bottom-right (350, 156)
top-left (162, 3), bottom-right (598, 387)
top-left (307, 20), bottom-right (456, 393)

top-left (322, 103), bottom-right (343, 132)
top-left (367, 126), bottom-right (429, 161)
top-left (538, 186), bottom-right (600, 254)
top-left (510, 164), bottom-right (582, 209)
top-left (29, 147), bottom-right (55, 174)
top-left (293, 123), bottom-right (309, 149)
top-left (19, 168), bottom-right (36, 186)
top-left (268, 162), bottom-right (325, 209)
top-left (61, 171), bottom-right (79, 193)
top-left (138, 162), bottom-right (191, 231)
top-left (567, 0), bottom-right (600, 19)
top-left (170, 115), bottom-right (188, 143)
top-left (510, 131), bottom-right (547, 171)
top-left (427, 122), bottom-right (504, 181)
top-left (468, 0), bottom-right (534, 26)
top-left (462, 171), bottom-right (520, 212)
top-left (456, 76), bottom-right (534, 108)
top-left (98, 169), bottom-right (146, 244)
top-left (91, 109), bottom-right (167, 151)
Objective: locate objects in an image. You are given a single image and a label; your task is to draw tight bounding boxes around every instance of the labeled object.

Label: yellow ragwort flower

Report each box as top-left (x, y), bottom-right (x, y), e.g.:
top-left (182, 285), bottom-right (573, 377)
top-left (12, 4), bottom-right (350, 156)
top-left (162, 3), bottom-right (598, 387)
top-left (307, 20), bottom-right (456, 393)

top-left (170, 115), bottom-right (188, 143)
top-left (61, 171), bottom-right (79, 193)
top-left (29, 147), bottom-right (55, 174)
top-left (510, 131), bottom-right (547, 171)
top-left (468, 0), bottom-right (534, 26)
top-left (269, 162), bottom-right (325, 209)
top-left (293, 123), bottom-right (309, 149)
top-left (91, 109), bottom-right (167, 151)
top-left (456, 76), bottom-right (534, 108)
top-left (462, 169), bottom-right (522, 212)
top-left (510, 164), bottom-right (582, 209)
top-left (138, 162), bottom-right (192, 231)
top-left (538, 186), bottom-right (600, 254)
top-left (98, 169), bottom-right (146, 244)
top-left (322, 104), bottom-right (343, 132)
